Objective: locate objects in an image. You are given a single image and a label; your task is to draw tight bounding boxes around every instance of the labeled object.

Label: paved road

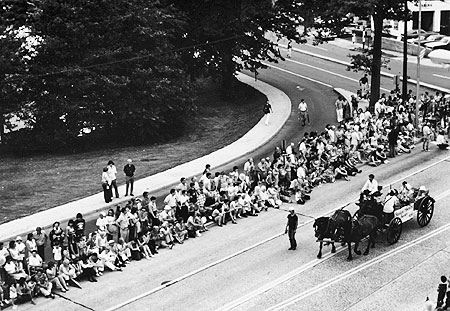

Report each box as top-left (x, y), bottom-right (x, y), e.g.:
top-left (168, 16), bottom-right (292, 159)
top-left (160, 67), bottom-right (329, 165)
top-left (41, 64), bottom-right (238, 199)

top-left (19, 50), bottom-right (450, 311)
top-left (291, 39), bottom-right (450, 92)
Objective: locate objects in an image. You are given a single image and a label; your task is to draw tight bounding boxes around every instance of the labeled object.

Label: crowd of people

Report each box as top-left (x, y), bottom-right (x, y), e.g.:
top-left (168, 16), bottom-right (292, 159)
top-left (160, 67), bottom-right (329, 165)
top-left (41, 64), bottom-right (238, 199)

top-left (0, 79), bottom-right (448, 309)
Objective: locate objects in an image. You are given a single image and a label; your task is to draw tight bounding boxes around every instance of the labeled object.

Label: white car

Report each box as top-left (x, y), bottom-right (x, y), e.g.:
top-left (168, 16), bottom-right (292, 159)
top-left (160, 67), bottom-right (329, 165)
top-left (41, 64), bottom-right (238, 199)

top-left (425, 36), bottom-right (450, 50)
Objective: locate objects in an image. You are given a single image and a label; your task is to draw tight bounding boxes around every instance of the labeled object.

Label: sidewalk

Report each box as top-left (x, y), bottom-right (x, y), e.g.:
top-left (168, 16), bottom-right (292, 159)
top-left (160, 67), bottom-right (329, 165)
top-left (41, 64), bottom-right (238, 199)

top-left (0, 73), bottom-right (292, 242)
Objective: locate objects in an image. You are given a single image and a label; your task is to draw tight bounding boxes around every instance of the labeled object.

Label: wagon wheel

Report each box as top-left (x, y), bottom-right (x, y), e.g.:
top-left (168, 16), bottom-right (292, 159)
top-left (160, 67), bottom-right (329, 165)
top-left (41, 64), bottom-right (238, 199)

top-left (417, 198), bottom-right (434, 227)
top-left (387, 217), bottom-right (402, 245)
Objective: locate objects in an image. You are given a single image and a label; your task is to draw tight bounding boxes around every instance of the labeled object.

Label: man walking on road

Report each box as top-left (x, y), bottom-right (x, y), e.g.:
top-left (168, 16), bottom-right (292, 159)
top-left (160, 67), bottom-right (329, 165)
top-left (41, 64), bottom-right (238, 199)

top-left (285, 208), bottom-right (298, 250)
top-left (298, 99), bottom-right (310, 126)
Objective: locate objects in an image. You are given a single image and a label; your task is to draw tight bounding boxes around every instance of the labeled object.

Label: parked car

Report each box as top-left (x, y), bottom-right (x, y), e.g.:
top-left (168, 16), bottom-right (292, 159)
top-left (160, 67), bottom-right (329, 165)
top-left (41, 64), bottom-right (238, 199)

top-left (425, 36), bottom-right (450, 50)
top-left (407, 34), bottom-right (442, 45)
top-left (402, 29), bottom-right (436, 40)
top-left (419, 34), bottom-right (447, 46)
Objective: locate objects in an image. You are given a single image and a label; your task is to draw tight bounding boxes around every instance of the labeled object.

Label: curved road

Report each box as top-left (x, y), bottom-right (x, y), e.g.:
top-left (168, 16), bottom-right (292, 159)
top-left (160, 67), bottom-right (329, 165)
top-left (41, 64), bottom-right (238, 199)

top-left (22, 50), bottom-right (450, 311)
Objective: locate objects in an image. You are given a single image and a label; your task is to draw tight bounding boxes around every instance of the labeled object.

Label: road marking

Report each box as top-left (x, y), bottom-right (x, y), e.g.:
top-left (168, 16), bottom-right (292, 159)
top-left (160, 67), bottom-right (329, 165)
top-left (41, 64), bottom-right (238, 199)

top-left (106, 154), bottom-right (450, 311)
top-left (285, 59), bottom-right (391, 93)
top-left (267, 221), bottom-right (450, 311)
top-left (433, 74), bottom-right (450, 80)
top-left (262, 61), bottom-right (333, 88)
top-left (219, 188), bottom-right (450, 311)
top-left (305, 43), bottom-right (328, 51)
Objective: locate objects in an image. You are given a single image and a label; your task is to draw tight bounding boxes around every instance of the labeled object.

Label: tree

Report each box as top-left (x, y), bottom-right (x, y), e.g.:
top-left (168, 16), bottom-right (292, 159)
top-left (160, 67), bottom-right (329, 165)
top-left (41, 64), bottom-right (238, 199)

top-left (2, 0), bottom-right (196, 151)
top-left (170, 0), bottom-right (305, 93)
top-left (0, 0), bottom-right (37, 143)
top-left (305, 0), bottom-right (405, 109)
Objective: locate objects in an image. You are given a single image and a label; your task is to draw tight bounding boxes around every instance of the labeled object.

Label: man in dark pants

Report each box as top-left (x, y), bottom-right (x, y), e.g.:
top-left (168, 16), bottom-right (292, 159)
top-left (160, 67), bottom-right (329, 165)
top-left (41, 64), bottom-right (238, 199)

top-left (285, 208), bottom-right (298, 250)
top-left (124, 159), bottom-right (136, 196)
top-left (388, 125), bottom-right (400, 158)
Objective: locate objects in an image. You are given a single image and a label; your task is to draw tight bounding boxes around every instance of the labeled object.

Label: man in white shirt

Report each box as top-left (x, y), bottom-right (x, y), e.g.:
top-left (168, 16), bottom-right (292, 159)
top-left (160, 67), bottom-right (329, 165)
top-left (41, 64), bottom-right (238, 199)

top-left (298, 99), bottom-right (310, 126)
top-left (422, 122), bottom-right (432, 151)
top-left (243, 158), bottom-right (254, 175)
top-left (361, 174), bottom-right (379, 194)
top-left (383, 189), bottom-right (398, 225)
top-left (164, 189), bottom-right (178, 210)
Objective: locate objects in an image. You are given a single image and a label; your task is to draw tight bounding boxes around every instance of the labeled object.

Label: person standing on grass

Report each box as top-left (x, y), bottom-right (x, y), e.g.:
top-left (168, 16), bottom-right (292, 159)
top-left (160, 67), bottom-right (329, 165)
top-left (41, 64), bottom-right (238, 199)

top-left (263, 100), bottom-right (273, 126)
top-left (124, 159), bottom-right (135, 196)
top-left (107, 160), bottom-right (119, 199)
top-left (101, 167), bottom-right (112, 203)
top-left (285, 208), bottom-right (298, 250)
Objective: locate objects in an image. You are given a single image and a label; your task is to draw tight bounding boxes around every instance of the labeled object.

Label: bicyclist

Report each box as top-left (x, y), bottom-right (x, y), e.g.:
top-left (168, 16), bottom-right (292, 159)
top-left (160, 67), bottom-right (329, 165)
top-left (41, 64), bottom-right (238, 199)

top-left (298, 99), bottom-right (310, 126)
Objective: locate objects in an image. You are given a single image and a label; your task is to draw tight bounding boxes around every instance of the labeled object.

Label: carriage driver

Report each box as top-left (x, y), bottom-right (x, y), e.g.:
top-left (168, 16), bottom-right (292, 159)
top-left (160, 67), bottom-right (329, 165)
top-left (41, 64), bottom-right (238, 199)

top-left (359, 174), bottom-right (380, 204)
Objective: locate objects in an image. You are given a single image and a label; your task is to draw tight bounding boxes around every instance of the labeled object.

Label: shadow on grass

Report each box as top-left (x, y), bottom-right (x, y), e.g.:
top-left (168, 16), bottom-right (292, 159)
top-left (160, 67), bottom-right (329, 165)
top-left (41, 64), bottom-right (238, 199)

top-left (0, 80), bottom-right (266, 224)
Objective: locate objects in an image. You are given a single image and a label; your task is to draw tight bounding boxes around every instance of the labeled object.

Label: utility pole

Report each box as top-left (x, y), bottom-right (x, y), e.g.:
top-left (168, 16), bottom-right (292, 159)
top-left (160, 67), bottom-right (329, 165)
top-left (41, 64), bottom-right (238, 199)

top-left (415, 0), bottom-right (422, 128)
top-left (402, 0), bottom-right (409, 103)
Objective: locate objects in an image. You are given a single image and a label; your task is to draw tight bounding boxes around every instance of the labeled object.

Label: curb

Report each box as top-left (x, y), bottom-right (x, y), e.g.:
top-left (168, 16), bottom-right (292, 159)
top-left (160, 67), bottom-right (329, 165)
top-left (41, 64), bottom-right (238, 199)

top-left (0, 73), bottom-right (292, 242)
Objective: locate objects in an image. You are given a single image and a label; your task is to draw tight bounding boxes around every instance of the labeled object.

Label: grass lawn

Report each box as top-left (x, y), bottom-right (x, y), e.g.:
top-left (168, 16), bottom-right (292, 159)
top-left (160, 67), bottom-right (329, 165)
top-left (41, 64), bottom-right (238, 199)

top-left (0, 80), bottom-right (265, 224)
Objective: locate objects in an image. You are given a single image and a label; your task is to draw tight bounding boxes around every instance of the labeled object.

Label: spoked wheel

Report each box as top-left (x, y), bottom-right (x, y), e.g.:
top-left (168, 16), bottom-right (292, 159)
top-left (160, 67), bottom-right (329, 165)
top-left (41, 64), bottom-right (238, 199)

top-left (387, 217), bottom-right (402, 245)
top-left (417, 198), bottom-right (434, 227)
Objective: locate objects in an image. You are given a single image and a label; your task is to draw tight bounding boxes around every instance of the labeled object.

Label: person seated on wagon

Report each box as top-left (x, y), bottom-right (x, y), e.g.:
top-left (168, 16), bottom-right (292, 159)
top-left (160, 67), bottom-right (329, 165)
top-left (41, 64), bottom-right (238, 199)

top-left (383, 189), bottom-right (398, 226)
top-left (416, 186), bottom-right (429, 200)
top-left (398, 181), bottom-right (414, 204)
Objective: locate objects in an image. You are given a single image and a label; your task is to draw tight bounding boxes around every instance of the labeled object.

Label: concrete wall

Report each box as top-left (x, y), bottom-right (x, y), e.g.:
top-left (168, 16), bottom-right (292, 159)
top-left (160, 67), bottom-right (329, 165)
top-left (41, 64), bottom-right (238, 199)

top-left (382, 37), bottom-right (427, 56)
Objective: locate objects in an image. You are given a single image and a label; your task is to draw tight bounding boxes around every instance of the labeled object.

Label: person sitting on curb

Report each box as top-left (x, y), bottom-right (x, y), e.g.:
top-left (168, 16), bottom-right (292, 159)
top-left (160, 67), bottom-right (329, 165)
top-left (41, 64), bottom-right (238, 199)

top-left (436, 131), bottom-right (449, 150)
top-left (34, 268), bottom-right (55, 298)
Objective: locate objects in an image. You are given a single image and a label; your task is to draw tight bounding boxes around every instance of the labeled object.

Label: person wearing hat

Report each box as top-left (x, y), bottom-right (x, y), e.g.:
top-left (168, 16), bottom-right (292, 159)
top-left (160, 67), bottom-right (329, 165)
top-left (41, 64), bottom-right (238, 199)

top-left (14, 236), bottom-right (26, 269)
top-left (285, 208), bottom-right (298, 251)
top-left (383, 189), bottom-right (398, 226)
top-left (123, 159), bottom-right (136, 196)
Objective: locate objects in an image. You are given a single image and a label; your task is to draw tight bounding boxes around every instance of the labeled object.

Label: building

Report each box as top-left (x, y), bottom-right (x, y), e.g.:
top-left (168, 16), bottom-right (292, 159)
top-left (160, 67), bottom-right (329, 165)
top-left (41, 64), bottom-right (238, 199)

top-left (386, 0), bottom-right (450, 39)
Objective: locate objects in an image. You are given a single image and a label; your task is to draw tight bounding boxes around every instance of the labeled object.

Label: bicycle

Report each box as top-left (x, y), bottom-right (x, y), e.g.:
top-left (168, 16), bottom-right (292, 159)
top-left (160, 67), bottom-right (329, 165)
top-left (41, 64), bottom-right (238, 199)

top-left (298, 110), bottom-right (309, 126)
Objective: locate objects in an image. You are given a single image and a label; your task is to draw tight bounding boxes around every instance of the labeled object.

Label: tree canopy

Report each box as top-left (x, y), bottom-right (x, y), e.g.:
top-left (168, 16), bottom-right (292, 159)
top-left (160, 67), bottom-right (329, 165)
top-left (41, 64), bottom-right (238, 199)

top-left (306, 0), bottom-right (406, 108)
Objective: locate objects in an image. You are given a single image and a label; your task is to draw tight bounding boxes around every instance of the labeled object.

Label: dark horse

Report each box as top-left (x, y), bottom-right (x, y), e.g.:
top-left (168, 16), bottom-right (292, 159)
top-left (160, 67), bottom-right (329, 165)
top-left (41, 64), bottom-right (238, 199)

top-left (332, 209), bottom-right (378, 261)
top-left (313, 217), bottom-right (337, 259)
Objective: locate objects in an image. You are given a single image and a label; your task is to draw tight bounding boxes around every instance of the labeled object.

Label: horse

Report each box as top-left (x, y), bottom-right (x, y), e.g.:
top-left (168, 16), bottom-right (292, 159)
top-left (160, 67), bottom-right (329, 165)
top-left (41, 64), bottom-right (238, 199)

top-left (313, 217), bottom-right (337, 259)
top-left (332, 209), bottom-right (378, 261)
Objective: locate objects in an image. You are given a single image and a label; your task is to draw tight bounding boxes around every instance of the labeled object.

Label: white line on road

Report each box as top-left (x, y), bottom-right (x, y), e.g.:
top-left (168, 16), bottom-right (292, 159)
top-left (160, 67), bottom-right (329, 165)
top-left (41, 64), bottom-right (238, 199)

top-left (285, 59), bottom-right (391, 93)
top-left (433, 74), bottom-right (450, 80)
top-left (261, 62), bottom-right (333, 88)
top-left (267, 221), bottom-right (450, 311)
top-left (305, 43), bottom-right (328, 51)
top-left (106, 154), bottom-right (450, 311)
top-left (219, 188), bottom-right (450, 311)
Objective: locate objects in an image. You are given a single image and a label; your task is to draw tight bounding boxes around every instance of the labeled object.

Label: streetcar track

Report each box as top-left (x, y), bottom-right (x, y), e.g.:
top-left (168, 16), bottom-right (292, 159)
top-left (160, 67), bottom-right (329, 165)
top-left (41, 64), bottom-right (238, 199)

top-left (266, 221), bottom-right (450, 311)
top-left (218, 188), bottom-right (450, 311)
top-left (104, 154), bottom-right (450, 311)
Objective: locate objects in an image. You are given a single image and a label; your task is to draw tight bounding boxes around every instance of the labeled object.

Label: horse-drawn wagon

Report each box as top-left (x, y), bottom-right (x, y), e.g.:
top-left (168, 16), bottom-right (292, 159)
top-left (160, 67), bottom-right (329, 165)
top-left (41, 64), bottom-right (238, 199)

top-left (313, 185), bottom-right (435, 260)
top-left (385, 187), bottom-right (435, 244)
